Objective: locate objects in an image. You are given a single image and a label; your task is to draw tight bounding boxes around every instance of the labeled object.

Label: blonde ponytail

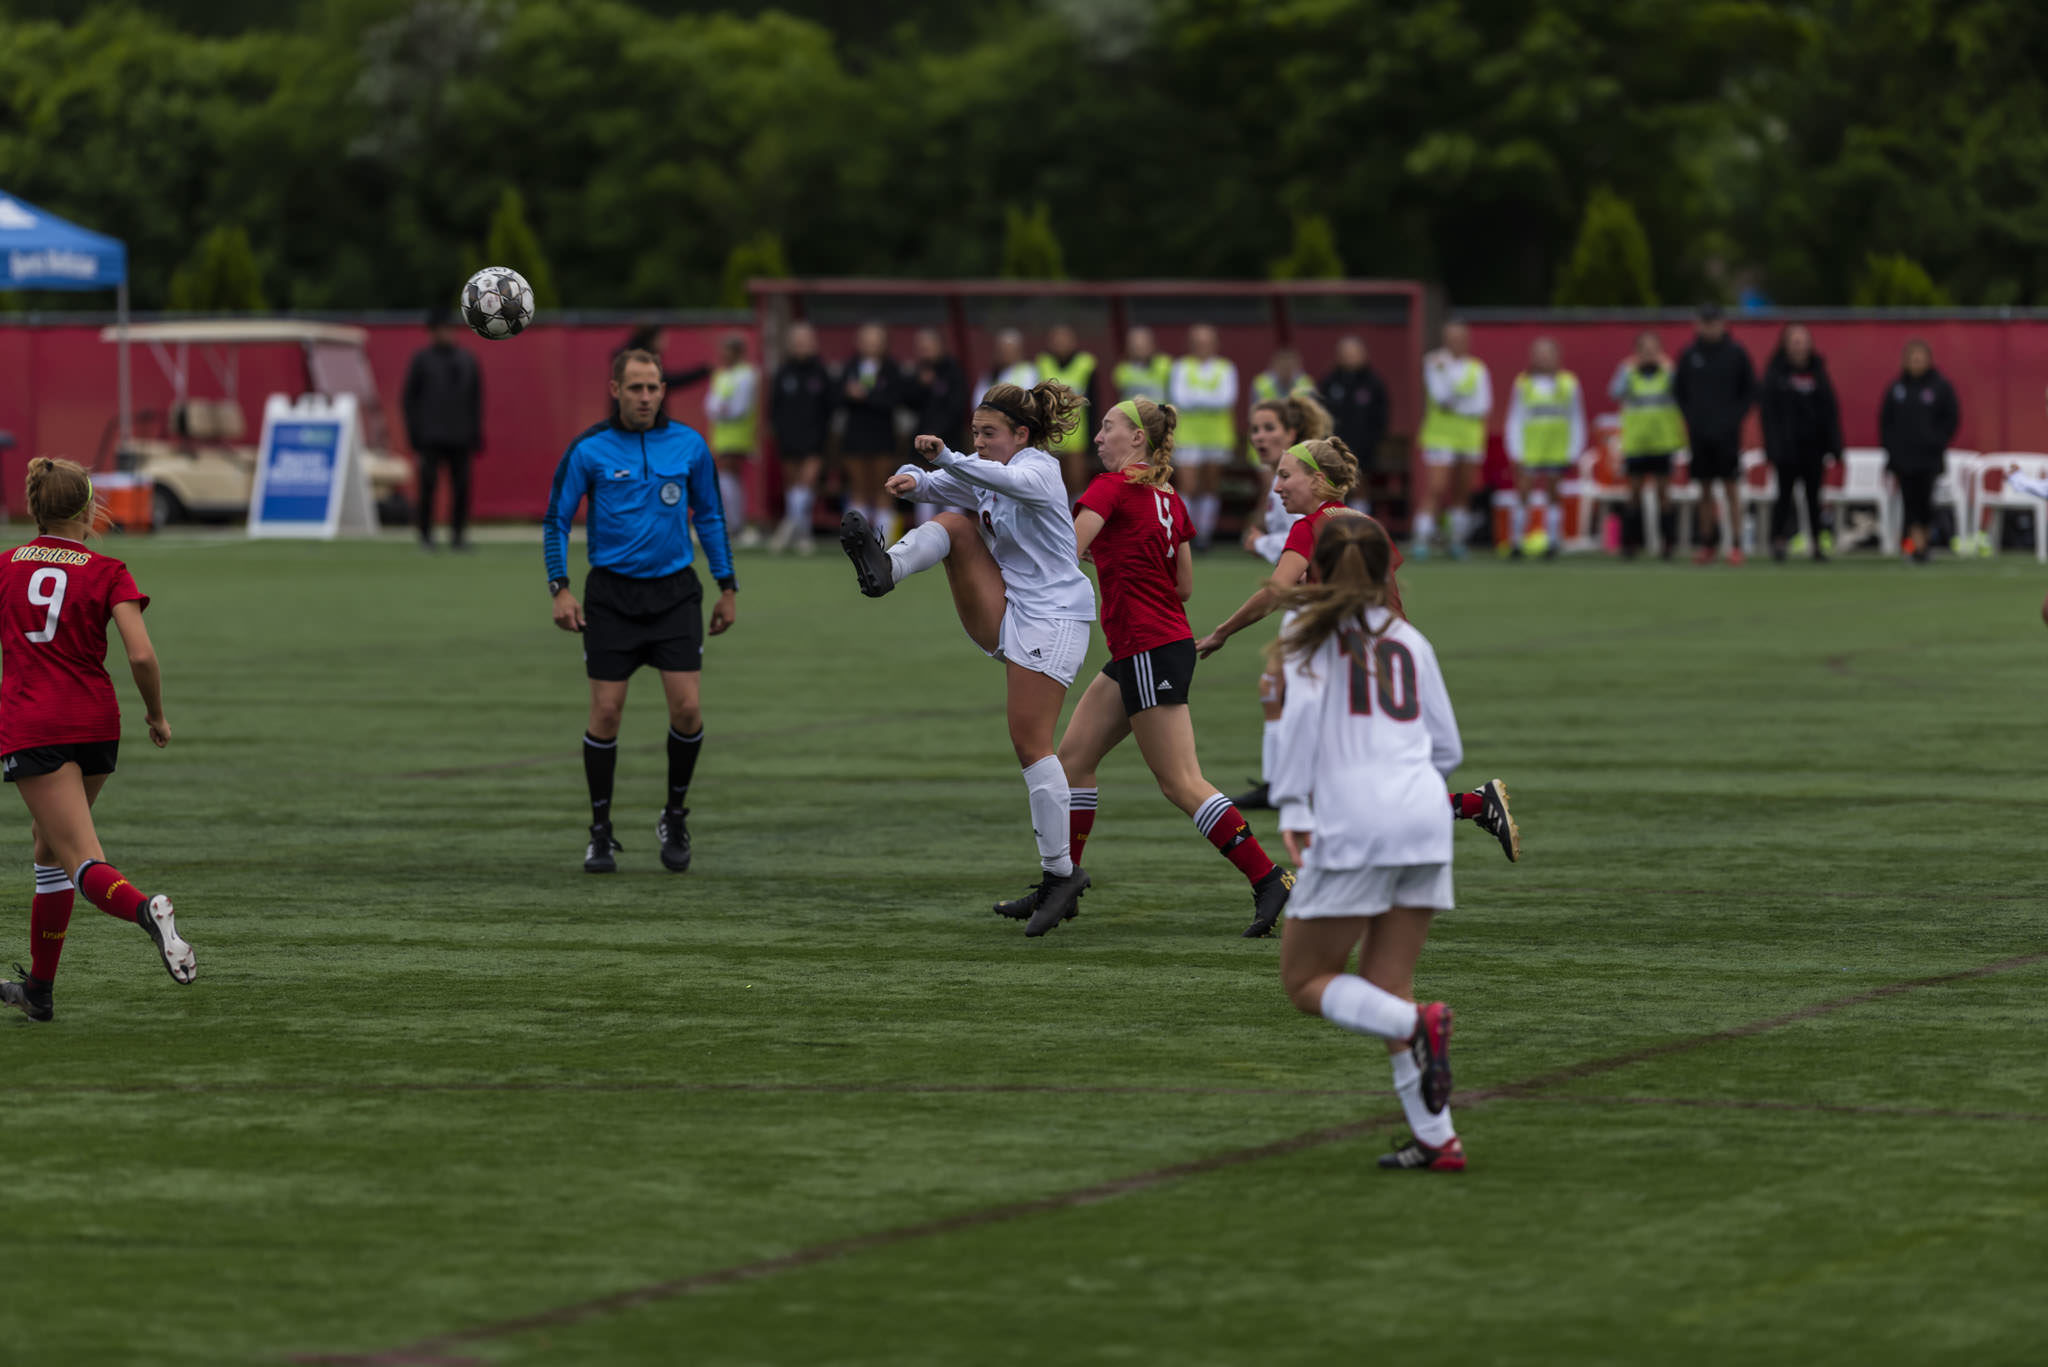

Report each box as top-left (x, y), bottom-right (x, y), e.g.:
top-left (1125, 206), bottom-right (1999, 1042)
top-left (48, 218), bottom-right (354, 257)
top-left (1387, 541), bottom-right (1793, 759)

top-left (26, 457), bottom-right (96, 534)
top-left (1264, 514), bottom-right (1396, 694)
top-left (1117, 397), bottom-right (1178, 488)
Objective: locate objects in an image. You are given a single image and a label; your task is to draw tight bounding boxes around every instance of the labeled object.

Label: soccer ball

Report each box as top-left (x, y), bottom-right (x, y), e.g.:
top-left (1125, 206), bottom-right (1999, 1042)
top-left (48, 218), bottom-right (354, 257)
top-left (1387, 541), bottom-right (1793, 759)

top-left (459, 267), bottom-right (535, 340)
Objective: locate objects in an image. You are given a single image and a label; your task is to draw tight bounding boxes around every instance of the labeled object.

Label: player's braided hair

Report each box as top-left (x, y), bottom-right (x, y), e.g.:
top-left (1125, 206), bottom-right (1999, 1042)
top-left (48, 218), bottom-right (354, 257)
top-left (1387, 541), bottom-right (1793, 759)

top-left (1116, 397), bottom-right (1178, 489)
top-left (25, 457), bottom-right (96, 534)
top-left (1253, 392), bottom-right (1333, 445)
top-left (978, 380), bottom-right (1083, 450)
top-left (1265, 513), bottom-right (1397, 697)
top-left (1287, 435), bottom-right (1361, 499)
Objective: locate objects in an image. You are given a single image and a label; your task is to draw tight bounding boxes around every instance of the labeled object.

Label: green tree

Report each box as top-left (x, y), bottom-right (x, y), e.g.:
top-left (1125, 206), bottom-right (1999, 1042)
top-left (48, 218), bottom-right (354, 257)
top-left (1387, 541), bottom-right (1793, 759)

top-left (1000, 202), bottom-right (1066, 280)
top-left (1850, 252), bottom-right (1951, 308)
top-left (167, 224), bottom-right (268, 310)
top-left (720, 231), bottom-right (790, 309)
top-left (1552, 189), bottom-right (1659, 307)
top-left (1269, 214), bottom-right (1345, 280)
top-left (482, 187), bottom-right (559, 308)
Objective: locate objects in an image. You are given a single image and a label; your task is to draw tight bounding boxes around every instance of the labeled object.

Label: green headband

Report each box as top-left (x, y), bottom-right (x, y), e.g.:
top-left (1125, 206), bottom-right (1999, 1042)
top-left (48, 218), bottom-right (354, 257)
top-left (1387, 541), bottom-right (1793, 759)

top-left (1285, 441), bottom-right (1324, 479)
top-left (1115, 399), bottom-right (1152, 450)
top-left (74, 476), bottom-right (95, 523)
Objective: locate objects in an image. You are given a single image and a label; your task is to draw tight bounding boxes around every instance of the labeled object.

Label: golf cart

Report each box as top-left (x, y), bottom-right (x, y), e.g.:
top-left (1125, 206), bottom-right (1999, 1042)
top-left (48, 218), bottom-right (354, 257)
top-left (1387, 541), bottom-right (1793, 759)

top-left (96, 320), bottom-right (413, 528)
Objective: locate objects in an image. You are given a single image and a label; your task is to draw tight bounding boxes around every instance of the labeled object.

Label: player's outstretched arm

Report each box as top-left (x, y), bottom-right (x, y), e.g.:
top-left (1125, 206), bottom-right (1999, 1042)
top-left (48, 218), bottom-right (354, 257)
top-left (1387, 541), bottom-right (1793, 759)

top-left (111, 600), bottom-right (169, 748)
top-left (1196, 548), bottom-right (1308, 656)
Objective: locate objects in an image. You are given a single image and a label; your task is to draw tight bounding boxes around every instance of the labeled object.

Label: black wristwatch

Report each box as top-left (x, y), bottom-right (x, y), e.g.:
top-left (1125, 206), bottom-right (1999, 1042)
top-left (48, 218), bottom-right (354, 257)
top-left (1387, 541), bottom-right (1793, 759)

top-left (547, 576), bottom-right (570, 596)
top-left (716, 576), bottom-right (738, 593)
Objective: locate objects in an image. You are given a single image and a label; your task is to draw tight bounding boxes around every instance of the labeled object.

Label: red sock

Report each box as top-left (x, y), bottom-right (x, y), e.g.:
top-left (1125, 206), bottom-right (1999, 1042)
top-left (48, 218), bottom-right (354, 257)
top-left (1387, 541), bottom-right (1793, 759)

top-left (1070, 787), bottom-right (1098, 864)
top-left (1195, 794), bottom-right (1276, 884)
top-left (77, 860), bottom-right (148, 922)
top-left (1451, 791), bottom-right (1483, 819)
top-left (29, 867), bottom-right (74, 982)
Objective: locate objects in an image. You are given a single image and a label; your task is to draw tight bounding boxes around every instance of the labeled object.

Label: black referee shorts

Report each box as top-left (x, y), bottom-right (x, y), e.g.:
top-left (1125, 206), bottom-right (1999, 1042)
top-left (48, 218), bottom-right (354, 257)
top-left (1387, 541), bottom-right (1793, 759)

top-left (1101, 638), bottom-right (1198, 716)
top-left (583, 566), bottom-right (704, 681)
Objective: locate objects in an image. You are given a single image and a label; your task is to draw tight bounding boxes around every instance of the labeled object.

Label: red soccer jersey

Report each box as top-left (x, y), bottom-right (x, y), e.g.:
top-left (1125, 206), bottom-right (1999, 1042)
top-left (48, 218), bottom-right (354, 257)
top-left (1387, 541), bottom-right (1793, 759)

top-left (0, 537), bottom-right (149, 753)
top-left (1282, 502), bottom-right (1405, 614)
top-left (1076, 470), bottom-right (1194, 658)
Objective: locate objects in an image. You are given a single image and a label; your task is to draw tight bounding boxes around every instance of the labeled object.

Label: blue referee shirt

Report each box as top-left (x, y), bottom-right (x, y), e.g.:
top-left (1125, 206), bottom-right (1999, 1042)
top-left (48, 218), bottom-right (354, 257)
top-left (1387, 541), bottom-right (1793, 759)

top-left (543, 413), bottom-right (737, 591)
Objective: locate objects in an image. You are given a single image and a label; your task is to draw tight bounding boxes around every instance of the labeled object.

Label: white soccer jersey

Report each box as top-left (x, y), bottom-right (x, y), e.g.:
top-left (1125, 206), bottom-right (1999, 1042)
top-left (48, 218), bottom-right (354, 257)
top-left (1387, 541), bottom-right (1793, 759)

top-left (1254, 489), bottom-right (1301, 564)
top-left (894, 446), bottom-right (1095, 620)
top-left (1270, 607), bottom-right (1462, 870)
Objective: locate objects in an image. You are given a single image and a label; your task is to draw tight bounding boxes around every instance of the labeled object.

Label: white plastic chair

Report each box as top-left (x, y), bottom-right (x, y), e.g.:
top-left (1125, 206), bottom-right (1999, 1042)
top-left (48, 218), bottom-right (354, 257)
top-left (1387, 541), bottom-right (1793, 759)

top-left (1737, 449), bottom-right (1775, 553)
top-left (1565, 443), bottom-right (1629, 553)
top-left (1824, 448), bottom-right (1896, 555)
top-left (1938, 450), bottom-right (1981, 552)
top-left (1972, 454), bottom-right (2048, 562)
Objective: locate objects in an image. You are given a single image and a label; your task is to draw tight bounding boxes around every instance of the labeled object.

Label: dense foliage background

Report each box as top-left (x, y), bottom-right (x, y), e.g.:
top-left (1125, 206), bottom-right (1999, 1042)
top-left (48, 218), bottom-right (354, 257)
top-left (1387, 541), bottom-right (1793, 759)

top-left (2, 0), bottom-right (2041, 310)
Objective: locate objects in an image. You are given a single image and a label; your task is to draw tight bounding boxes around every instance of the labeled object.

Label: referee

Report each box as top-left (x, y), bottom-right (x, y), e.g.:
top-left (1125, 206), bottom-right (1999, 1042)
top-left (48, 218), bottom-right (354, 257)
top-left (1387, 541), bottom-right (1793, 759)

top-left (545, 348), bottom-right (738, 874)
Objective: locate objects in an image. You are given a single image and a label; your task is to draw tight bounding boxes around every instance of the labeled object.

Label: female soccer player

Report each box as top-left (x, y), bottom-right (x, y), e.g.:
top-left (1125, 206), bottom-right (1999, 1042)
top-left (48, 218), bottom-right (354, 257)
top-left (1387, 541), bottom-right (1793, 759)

top-left (1270, 515), bottom-right (1464, 1170)
top-left (1198, 439), bottom-right (1519, 862)
top-left (996, 398), bottom-right (1292, 938)
top-left (0, 459), bottom-right (194, 1023)
top-left (839, 382), bottom-right (1095, 932)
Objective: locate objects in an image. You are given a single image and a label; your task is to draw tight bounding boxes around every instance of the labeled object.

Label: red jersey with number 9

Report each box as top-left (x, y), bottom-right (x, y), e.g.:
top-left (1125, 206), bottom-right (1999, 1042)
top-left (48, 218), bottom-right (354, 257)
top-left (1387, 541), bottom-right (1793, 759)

top-left (1075, 470), bottom-right (1194, 658)
top-left (0, 537), bottom-right (149, 753)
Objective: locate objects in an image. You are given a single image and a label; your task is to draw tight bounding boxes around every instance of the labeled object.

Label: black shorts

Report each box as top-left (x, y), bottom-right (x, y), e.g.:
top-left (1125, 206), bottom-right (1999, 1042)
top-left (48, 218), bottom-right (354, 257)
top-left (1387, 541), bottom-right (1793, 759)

top-left (3, 739), bottom-right (119, 783)
top-left (1624, 454), bottom-right (1675, 478)
top-left (1101, 639), bottom-right (1197, 715)
top-left (1688, 436), bottom-right (1740, 482)
top-left (583, 566), bottom-right (704, 680)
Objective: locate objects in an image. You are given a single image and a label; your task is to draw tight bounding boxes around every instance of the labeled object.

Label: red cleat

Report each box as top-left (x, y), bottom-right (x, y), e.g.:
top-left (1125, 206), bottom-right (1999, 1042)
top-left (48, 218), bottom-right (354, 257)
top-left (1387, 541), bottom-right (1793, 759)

top-left (1409, 1001), bottom-right (1454, 1112)
top-left (1378, 1134), bottom-right (1466, 1171)
top-left (1692, 546), bottom-right (1718, 565)
top-left (1727, 547), bottom-right (1746, 566)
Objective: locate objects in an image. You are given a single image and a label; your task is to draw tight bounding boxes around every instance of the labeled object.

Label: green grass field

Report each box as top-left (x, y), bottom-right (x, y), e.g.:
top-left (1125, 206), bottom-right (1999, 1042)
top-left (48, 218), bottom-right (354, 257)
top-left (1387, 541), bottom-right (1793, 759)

top-left (6, 533), bottom-right (2046, 1366)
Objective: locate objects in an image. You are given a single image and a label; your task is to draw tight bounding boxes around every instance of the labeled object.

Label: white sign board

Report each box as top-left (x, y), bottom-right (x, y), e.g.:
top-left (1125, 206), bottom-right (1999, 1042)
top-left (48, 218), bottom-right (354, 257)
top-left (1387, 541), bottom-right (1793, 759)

top-left (247, 392), bottom-right (376, 539)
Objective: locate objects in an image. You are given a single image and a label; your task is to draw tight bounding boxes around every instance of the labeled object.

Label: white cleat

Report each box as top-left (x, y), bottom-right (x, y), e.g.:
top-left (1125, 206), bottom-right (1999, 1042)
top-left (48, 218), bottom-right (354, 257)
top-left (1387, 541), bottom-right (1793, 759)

top-left (138, 894), bottom-right (196, 985)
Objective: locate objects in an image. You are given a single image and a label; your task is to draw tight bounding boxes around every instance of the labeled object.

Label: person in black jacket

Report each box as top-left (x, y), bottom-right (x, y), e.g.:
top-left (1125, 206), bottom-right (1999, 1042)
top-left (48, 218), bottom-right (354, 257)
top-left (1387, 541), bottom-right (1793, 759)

top-left (616, 323), bottom-right (711, 404)
top-left (1319, 335), bottom-right (1390, 477)
top-left (1758, 323), bottom-right (1843, 562)
top-left (767, 321), bottom-right (835, 554)
top-left (1879, 340), bottom-right (1961, 564)
top-left (1672, 303), bottom-right (1757, 564)
top-left (903, 328), bottom-right (969, 523)
top-left (837, 322), bottom-right (905, 540)
top-left (402, 308), bottom-right (483, 552)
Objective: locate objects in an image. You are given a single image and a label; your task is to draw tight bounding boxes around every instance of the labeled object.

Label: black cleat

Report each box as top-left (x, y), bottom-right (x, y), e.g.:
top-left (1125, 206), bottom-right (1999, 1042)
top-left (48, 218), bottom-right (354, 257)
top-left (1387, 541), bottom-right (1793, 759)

top-left (1242, 867), bottom-right (1294, 938)
top-left (1232, 777), bottom-right (1272, 811)
top-left (1377, 1133), bottom-right (1465, 1171)
top-left (1023, 868), bottom-right (1090, 937)
top-left (1, 963), bottom-right (52, 1022)
top-left (658, 807), bottom-right (692, 873)
top-left (1473, 779), bottom-right (1520, 863)
top-left (1410, 1001), bottom-right (1454, 1113)
top-left (839, 510), bottom-right (895, 598)
top-left (993, 883), bottom-right (1042, 920)
top-left (584, 822), bottom-right (622, 874)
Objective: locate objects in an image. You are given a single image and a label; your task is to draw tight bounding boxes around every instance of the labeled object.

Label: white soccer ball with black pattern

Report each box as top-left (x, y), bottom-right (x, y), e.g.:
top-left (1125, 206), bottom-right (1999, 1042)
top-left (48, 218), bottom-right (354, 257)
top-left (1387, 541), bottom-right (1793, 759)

top-left (459, 267), bottom-right (536, 340)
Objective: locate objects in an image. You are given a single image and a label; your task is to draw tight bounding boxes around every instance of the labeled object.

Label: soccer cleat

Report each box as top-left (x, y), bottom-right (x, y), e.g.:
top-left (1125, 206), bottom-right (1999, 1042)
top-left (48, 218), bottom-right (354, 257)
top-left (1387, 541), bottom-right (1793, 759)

top-left (1377, 1134), bottom-right (1466, 1172)
top-left (1232, 777), bottom-right (1273, 811)
top-left (657, 807), bottom-right (692, 873)
top-left (1727, 547), bottom-right (1746, 567)
top-left (1474, 779), bottom-right (1520, 863)
top-left (1409, 1001), bottom-right (1454, 1113)
top-left (1023, 867), bottom-right (1090, 937)
top-left (839, 510), bottom-right (893, 596)
top-left (993, 883), bottom-right (1042, 920)
top-left (1692, 545), bottom-right (1718, 565)
top-left (137, 894), bottom-right (196, 985)
top-left (1, 963), bottom-right (53, 1022)
top-left (1242, 867), bottom-right (1294, 938)
top-left (584, 822), bottom-right (622, 874)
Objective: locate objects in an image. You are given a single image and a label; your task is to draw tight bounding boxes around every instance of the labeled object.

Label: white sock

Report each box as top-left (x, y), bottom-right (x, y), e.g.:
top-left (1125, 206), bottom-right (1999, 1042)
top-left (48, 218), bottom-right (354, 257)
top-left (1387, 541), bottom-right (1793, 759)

top-left (1021, 755), bottom-right (1073, 876)
top-left (1260, 719), bottom-right (1281, 783)
top-left (1503, 491), bottom-right (1526, 543)
top-left (886, 519), bottom-right (950, 584)
top-left (1391, 1050), bottom-right (1455, 1146)
top-left (1447, 507), bottom-right (1471, 547)
top-left (1525, 490), bottom-right (1548, 542)
top-left (784, 485), bottom-right (814, 532)
top-left (1546, 499), bottom-right (1563, 544)
top-left (33, 862), bottom-right (73, 894)
top-left (1411, 511), bottom-right (1436, 542)
top-left (1318, 974), bottom-right (1419, 1041)
top-left (1193, 493), bottom-right (1219, 542)
top-left (717, 470), bottom-right (746, 528)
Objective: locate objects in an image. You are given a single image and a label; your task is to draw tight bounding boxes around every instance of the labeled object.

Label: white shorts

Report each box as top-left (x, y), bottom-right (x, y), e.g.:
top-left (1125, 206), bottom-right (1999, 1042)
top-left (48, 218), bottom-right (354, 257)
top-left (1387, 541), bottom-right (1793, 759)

top-left (1175, 445), bottom-right (1231, 468)
top-left (1285, 862), bottom-right (1453, 919)
top-left (1421, 447), bottom-right (1483, 468)
top-left (979, 607), bottom-right (1089, 687)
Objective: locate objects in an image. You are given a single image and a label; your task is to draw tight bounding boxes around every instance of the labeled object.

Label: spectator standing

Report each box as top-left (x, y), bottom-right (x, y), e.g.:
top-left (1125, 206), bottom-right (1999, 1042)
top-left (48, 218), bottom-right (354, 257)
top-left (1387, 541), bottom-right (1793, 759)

top-left (1879, 340), bottom-right (1961, 565)
top-left (767, 322), bottom-right (835, 555)
top-left (1609, 331), bottom-right (1684, 559)
top-left (1170, 323), bottom-right (1239, 549)
top-left (1037, 322), bottom-right (1101, 494)
top-left (1319, 336), bottom-right (1389, 471)
top-left (1412, 320), bottom-right (1492, 559)
top-left (838, 323), bottom-right (905, 542)
top-left (1501, 337), bottom-right (1585, 558)
top-left (1758, 323), bottom-right (1843, 562)
top-left (403, 307), bottom-right (483, 553)
top-left (617, 323), bottom-right (712, 402)
top-left (1114, 326), bottom-right (1173, 402)
top-left (1253, 347), bottom-right (1317, 404)
top-left (904, 327), bottom-right (970, 524)
top-left (704, 334), bottom-right (762, 548)
top-left (1672, 303), bottom-right (1756, 565)
top-left (980, 328), bottom-right (1039, 402)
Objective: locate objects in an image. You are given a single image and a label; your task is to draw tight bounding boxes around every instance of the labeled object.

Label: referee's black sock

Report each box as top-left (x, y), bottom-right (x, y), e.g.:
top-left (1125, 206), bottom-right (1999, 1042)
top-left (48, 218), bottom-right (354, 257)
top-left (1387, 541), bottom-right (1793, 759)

top-left (584, 732), bottom-right (618, 827)
top-left (667, 726), bottom-right (703, 811)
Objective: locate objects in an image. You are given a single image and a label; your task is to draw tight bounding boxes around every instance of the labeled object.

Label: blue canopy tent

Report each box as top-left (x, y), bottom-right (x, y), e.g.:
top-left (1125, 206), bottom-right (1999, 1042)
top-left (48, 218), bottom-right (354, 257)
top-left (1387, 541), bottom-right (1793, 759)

top-left (0, 191), bottom-right (132, 445)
